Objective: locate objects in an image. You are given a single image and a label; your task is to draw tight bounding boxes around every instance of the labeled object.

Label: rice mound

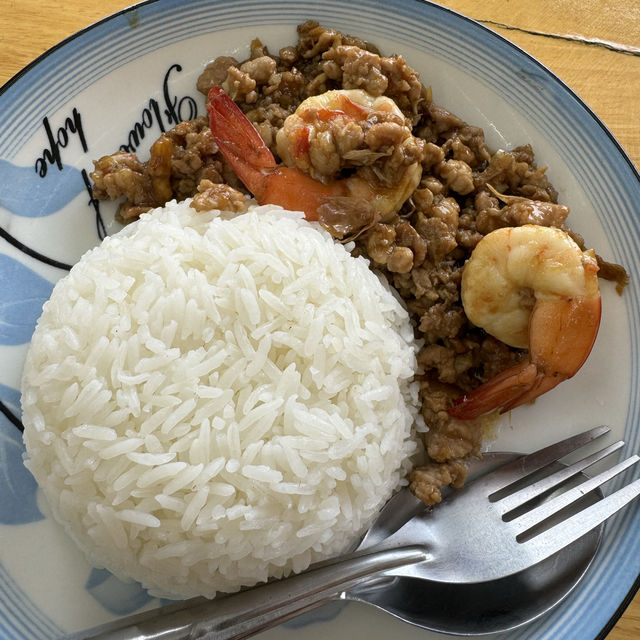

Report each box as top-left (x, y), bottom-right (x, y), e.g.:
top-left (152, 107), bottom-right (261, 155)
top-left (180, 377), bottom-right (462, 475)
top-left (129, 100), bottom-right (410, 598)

top-left (21, 202), bottom-right (421, 599)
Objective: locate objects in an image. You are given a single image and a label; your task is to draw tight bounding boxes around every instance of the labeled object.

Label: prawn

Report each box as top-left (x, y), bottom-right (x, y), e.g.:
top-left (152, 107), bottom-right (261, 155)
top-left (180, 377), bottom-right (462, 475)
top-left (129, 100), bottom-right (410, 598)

top-left (206, 86), bottom-right (423, 227)
top-left (448, 224), bottom-right (601, 419)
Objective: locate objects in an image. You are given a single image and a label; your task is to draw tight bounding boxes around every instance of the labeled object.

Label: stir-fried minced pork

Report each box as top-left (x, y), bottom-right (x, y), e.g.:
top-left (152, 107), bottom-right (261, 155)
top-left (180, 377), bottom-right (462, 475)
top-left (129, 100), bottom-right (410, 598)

top-left (91, 117), bottom-right (244, 222)
top-left (90, 21), bottom-right (629, 505)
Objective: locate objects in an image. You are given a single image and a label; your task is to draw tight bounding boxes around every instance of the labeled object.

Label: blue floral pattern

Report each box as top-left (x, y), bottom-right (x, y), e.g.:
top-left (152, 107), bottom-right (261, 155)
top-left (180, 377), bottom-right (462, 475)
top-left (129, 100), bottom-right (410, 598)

top-left (85, 569), bottom-right (156, 616)
top-left (282, 601), bottom-right (346, 628)
top-left (0, 254), bottom-right (53, 345)
top-left (0, 384), bottom-right (42, 525)
top-left (0, 159), bottom-right (86, 218)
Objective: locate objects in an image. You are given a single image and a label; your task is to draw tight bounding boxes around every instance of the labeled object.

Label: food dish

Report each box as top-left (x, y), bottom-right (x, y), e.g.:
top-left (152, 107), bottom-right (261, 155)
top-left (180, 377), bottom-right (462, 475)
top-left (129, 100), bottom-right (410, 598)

top-left (1, 0), bottom-right (639, 638)
top-left (84, 20), bottom-right (619, 510)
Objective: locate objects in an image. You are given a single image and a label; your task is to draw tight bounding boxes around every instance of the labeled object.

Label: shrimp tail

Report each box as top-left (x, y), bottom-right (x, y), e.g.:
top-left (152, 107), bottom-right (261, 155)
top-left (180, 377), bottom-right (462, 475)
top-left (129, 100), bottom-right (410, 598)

top-left (449, 294), bottom-right (601, 420)
top-left (447, 361), bottom-right (539, 420)
top-left (207, 86), bottom-right (276, 199)
top-left (206, 86), bottom-right (344, 221)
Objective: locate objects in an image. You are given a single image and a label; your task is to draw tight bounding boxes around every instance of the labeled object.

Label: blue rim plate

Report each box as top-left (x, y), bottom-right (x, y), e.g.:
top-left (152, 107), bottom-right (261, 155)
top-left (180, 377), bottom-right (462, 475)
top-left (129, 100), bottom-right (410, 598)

top-left (1, 1), bottom-right (639, 638)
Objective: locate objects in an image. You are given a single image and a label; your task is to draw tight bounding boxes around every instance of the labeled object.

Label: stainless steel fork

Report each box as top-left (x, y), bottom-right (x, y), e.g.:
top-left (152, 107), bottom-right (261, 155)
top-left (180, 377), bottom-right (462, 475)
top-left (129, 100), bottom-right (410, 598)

top-left (81, 425), bottom-right (640, 640)
top-left (376, 424), bottom-right (640, 584)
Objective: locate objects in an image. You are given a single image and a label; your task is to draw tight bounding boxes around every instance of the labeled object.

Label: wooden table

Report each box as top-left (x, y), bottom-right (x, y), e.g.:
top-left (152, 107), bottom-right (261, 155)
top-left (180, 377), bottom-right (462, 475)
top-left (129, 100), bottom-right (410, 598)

top-left (1, 1), bottom-right (638, 638)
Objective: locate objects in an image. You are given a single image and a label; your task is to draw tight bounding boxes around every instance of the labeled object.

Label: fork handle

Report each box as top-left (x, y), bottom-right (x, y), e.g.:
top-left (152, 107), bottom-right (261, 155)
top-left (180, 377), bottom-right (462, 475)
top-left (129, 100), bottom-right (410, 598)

top-left (83, 546), bottom-right (426, 640)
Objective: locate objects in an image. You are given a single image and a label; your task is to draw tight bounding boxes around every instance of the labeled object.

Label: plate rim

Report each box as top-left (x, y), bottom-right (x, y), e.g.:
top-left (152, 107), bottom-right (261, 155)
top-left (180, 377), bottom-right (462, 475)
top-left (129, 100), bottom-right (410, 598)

top-left (0, 0), bottom-right (638, 638)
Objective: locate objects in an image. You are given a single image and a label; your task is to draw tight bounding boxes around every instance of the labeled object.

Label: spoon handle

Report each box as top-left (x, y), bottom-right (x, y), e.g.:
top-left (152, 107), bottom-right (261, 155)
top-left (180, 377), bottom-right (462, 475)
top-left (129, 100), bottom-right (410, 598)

top-left (79, 546), bottom-right (426, 640)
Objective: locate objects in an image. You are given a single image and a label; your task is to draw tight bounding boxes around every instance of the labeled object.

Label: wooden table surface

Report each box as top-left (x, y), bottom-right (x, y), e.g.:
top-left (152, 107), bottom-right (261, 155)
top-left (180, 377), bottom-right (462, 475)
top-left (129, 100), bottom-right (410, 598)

top-left (1, 1), bottom-right (638, 638)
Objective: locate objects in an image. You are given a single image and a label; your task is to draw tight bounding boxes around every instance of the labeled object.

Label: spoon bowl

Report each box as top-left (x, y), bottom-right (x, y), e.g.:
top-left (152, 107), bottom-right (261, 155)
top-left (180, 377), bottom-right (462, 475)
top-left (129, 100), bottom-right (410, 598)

top-left (344, 452), bottom-right (603, 635)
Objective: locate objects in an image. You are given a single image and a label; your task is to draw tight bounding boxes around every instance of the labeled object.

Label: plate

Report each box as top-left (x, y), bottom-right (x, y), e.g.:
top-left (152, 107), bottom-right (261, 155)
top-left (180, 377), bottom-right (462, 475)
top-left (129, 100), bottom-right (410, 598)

top-left (1, 1), bottom-right (639, 638)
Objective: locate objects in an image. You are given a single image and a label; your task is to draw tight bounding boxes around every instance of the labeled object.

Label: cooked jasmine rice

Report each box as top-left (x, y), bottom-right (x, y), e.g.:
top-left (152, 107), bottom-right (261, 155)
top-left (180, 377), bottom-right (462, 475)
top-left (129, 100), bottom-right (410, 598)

top-left (21, 202), bottom-right (421, 598)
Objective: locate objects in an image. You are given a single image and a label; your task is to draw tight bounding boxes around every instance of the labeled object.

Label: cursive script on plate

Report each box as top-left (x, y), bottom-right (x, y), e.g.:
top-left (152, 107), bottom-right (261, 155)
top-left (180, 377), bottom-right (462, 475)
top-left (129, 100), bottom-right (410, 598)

top-left (120, 64), bottom-right (198, 153)
top-left (34, 108), bottom-right (87, 179)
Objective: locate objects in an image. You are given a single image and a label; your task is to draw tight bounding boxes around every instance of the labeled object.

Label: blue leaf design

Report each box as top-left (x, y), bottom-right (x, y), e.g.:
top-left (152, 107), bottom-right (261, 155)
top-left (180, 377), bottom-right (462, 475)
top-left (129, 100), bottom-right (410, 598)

top-left (282, 600), bottom-right (346, 628)
top-left (85, 568), bottom-right (155, 615)
top-left (0, 382), bottom-right (21, 415)
top-left (0, 383), bottom-right (44, 525)
top-left (0, 253), bottom-right (54, 345)
top-left (0, 158), bottom-right (85, 217)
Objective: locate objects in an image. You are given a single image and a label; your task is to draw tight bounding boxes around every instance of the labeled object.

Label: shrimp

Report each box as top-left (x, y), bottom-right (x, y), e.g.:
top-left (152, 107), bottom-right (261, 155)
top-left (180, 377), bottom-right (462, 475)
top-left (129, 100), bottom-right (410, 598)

top-left (206, 86), bottom-right (423, 228)
top-left (448, 224), bottom-right (601, 419)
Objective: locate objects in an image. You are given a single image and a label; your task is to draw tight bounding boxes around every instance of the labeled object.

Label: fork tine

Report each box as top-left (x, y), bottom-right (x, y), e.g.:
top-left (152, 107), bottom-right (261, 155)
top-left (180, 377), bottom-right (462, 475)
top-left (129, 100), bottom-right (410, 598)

top-left (517, 475), bottom-right (640, 562)
top-left (496, 440), bottom-right (625, 516)
top-left (483, 425), bottom-right (610, 494)
top-left (513, 455), bottom-right (640, 536)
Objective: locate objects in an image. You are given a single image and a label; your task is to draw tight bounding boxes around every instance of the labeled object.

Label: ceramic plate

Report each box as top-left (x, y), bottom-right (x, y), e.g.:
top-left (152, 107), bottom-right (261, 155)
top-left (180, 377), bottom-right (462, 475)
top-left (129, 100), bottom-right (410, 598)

top-left (1, 1), bottom-right (639, 638)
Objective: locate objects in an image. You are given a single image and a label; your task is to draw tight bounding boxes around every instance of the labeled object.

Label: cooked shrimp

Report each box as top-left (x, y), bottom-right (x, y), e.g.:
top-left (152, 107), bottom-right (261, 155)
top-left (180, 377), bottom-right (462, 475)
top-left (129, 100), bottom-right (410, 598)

top-left (448, 224), bottom-right (601, 419)
top-left (206, 86), bottom-right (423, 229)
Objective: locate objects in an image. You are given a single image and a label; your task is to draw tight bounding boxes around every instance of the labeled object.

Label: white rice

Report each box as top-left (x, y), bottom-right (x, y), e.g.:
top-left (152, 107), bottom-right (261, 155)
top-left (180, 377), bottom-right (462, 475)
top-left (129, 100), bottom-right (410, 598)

top-left (21, 202), bottom-right (422, 599)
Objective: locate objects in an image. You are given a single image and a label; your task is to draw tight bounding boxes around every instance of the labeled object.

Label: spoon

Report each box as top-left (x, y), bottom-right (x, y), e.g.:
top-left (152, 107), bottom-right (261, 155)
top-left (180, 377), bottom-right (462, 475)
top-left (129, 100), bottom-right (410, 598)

top-left (341, 451), bottom-right (602, 635)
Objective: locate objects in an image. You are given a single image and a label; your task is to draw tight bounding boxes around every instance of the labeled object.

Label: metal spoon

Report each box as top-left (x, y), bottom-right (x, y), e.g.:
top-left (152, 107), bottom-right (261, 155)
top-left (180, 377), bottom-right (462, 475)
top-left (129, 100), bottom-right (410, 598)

top-left (341, 451), bottom-right (603, 635)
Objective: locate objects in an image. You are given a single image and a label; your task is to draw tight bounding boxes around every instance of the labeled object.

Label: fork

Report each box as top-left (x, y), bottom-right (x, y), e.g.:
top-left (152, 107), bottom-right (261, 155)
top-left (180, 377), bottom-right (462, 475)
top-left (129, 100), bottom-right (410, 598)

top-left (81, 425), bottom-right (640, 640)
